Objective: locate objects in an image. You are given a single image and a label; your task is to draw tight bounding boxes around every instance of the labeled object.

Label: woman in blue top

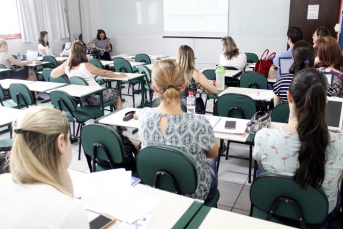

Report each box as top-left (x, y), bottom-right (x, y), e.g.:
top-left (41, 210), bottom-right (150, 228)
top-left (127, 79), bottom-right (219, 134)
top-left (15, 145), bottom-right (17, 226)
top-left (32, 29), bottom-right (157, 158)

top-left (138, 59), bottom-right (218, 200)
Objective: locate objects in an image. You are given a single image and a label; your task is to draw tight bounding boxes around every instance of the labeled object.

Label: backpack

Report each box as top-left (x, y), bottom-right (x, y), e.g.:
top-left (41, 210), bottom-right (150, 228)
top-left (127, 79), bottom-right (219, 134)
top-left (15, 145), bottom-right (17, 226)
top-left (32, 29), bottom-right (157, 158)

top-left (254, 49), bottom-right (276, 78)
top-left (246, 111), bottom-right (271, 134)
top-left (60, 42), bottom-right (71, 56)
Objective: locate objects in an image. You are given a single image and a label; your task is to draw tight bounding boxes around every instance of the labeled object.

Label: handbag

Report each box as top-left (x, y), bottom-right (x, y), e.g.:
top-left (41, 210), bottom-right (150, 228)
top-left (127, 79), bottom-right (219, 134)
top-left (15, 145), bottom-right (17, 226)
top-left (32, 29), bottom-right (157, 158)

top-left (254, 49), bottom-right (276, 78)
top-left (246, 111), bottom-right (271, 134)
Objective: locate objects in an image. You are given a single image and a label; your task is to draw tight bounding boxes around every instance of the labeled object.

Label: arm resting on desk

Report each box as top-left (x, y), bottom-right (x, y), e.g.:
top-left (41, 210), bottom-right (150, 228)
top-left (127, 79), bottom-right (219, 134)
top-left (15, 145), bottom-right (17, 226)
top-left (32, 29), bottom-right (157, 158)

top-left (9, 57), bottom-right (33, 67)
top-left (195, 70), bottom-right (218, 95)
top-left (85, 63), bottom-right (126, 78)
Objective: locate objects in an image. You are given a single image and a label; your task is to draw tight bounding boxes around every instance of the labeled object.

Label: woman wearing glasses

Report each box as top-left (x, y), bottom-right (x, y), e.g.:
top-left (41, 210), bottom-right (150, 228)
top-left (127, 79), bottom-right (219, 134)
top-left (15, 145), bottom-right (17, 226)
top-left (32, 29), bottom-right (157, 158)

top-left (219, 36), bottom-right (247, 71)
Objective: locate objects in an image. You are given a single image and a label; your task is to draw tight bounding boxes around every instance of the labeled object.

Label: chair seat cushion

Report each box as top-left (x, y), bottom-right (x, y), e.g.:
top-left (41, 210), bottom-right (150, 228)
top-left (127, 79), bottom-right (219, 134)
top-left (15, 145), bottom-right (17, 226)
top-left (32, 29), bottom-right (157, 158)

top-left (65, 106), bottom-right (102, 122)
top-left (0, 138), bottom-right (14, 151)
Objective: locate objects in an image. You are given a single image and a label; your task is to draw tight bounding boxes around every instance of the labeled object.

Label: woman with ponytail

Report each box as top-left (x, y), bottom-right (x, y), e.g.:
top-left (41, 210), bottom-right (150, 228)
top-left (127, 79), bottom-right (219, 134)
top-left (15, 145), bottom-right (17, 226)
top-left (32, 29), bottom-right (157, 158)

top-left (0, 107), bottom-right (89, 228)
top-left (138, 59), bottom-right (218, 201)
top-left (253, 68), bottom-right (343, 218)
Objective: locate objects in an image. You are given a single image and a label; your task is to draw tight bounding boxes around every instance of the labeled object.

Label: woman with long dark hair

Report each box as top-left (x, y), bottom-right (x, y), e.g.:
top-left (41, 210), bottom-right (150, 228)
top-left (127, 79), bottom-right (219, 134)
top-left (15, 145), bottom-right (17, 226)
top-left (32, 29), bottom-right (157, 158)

top-left (254, 68), bottom-right (343, 218)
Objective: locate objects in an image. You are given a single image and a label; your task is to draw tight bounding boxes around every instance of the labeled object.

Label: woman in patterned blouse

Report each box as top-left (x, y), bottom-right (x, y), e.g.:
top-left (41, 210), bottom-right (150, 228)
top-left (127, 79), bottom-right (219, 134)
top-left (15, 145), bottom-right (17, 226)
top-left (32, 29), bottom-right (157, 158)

top-left (138, 59), bottom-right (219, 201)
top-left (87, 29), bottom-right (111, 60)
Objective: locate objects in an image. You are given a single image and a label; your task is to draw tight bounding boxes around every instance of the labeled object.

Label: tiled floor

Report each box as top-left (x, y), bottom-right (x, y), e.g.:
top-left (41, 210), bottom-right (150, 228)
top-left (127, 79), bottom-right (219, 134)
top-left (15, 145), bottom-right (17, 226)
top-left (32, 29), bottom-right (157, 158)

top-left (0, 85), bottom-right (252, 216)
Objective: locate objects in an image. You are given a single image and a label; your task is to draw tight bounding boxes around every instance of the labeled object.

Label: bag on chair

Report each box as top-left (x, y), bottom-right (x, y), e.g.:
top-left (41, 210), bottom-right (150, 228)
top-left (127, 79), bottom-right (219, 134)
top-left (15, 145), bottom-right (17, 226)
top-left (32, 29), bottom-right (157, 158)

top-left (254, 49), bottom-right (276, 78)
top-left (246, 111), bottom-right (271, 134)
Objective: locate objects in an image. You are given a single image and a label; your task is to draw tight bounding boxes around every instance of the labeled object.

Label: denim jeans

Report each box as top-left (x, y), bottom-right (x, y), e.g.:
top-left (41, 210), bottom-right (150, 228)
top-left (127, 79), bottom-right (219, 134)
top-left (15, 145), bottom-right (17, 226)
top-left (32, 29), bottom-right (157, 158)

top-left (205, 158), bottom-right (218, 200)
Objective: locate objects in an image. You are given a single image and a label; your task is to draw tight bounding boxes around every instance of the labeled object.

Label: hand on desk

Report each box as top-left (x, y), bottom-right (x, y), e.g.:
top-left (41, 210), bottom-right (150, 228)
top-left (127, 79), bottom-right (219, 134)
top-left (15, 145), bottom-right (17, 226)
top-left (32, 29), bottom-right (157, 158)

top-left (116, 72), bottom-right (127, 78)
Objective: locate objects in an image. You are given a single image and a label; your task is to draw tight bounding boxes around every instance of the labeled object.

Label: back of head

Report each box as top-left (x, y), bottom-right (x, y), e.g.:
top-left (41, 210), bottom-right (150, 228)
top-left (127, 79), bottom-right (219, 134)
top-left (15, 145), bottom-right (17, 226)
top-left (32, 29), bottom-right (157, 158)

top-left (315, 36), bottom-right (343, 69)
top-left (289, 40), bottom-right (314, 74)
top-left (287, 27), bottom-right (303, 44)
top-left (221, 36), bottom-right (239, 60)
top-left (177, 45), bottom-right (195, 85)
top-left (38, 31), bottom-right (49, 46)
top-left (289, 68), bottom-right (329, 189)
top-left (315, 26), bottom-right (331, 37)
top-left (0, 38), bottom-right (7, 50)
top-left (10, 106), bottom-right (70, 195)
top-left (68, 40), bottom-right (88, 70)
top-left (97, 29), bottom-right (107, 40)
top-left (152, 59), bottom-right (184, 105)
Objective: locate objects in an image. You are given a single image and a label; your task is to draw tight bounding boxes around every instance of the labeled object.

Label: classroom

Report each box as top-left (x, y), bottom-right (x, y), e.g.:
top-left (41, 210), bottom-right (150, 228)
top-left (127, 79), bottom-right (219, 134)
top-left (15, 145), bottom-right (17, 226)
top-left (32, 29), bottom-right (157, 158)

top-left (1, 0), bottom-right (343, 228)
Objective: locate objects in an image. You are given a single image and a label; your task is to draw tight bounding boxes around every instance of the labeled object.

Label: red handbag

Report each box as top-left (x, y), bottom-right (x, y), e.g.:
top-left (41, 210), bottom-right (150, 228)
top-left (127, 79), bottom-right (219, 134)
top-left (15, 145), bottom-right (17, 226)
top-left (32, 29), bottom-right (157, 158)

top-left (254, 49), bottom-right (276, 78)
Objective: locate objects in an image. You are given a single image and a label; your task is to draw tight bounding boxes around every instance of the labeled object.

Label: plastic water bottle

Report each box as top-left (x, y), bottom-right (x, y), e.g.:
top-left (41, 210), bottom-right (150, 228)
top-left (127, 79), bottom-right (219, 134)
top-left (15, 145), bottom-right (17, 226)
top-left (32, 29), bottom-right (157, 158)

top-left (215, 65), bottom-right (225, 90)
top-left (17, 53), bottom-right (21, 61)
top-left (186, 91), bottom-right (196, 114)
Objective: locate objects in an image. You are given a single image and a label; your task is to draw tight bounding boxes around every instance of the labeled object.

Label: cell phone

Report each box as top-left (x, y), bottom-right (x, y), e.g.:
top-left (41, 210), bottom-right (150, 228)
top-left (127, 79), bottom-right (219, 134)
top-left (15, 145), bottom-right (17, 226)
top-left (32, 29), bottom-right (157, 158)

top-left (123, 111), bottom-right (136, 121)
top-left (225, 121), bottom-right (236, 129)
top-left (89, 214), bottom-right (115, 229)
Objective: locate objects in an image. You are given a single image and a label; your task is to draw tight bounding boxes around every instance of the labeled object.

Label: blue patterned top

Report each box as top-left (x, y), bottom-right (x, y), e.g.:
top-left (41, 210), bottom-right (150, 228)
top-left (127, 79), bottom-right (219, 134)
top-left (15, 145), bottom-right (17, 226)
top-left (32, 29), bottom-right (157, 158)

top-left (138, 108), bottom-right (215, 200)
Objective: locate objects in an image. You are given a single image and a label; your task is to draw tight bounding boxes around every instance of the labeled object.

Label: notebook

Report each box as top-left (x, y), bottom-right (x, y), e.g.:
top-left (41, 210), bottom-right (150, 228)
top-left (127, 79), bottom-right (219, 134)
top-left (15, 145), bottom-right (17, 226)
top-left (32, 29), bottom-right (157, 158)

top-left (26, 50), bottom-right (39, 61)
top-left (279, 57), bottom-right (293, 75)
top-left (327, 97), bottom-right (343, 132)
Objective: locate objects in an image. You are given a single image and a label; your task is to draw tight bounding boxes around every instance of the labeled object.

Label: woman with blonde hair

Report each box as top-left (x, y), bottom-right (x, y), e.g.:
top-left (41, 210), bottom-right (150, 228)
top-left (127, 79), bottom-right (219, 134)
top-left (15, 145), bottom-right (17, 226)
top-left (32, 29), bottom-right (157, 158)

top-left (0, 106), bottom-right (89, 228)
top-left (177, 45), bottom-right (217, 114)
top-left (138, 59), bottom-right (219, 201)
top-left (219, 36), bottom-right (247, 71)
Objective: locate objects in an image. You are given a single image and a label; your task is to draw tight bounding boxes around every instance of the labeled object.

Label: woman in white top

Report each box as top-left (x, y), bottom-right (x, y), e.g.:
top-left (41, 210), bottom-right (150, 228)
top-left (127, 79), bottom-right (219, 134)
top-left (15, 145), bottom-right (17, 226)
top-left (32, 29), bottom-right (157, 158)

top-left (38, 31), bottom-right (53, 56)
top-left (219, 36), bottom-right (247, 72)
top-left (0, 106), bottom-right (89, 228)
top-left (51, 40), bottom-right (126, 109)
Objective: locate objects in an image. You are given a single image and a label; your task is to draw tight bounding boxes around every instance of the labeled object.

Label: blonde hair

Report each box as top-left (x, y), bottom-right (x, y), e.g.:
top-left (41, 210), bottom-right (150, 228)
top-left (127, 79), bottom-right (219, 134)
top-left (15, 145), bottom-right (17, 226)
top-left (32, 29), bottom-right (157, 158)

top-left (10, 106), bottom-right (71, 196)
top-left (221, 36), bottom-right (239, 60)
top-left (176, 45), bottom-right (195, 86)
top-left (0, 38), bottom-right (7, 49)
top-left (152, 59), bottom-right (184, 105)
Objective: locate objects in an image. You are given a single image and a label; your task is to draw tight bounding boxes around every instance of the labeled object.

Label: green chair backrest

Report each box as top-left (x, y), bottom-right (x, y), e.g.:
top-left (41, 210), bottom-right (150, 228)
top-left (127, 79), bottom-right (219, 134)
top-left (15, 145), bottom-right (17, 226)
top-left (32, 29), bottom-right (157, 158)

top-left (250, 172), bottom-right (328, 228)
top-left (50, 90), bottom-right (77, 112)
top-left (89, 59), bottom-right (104, 69)
top-left (202, 69), bottom-right (216, 81)
top-left (215, 93), bottom-right (257, 119)
top-left (9, 83), bottom-right (35, 107)
top-left (138, 65), bottom-right (151, 82)
top-left (49, 74), bottom-right (70, 84)
top-left (271, 103), bottom-right (290, 123)
top-left (42, 55), bottom-right (58, 68)
top-left (81, 124), bottom-right (125, 171)
top-left (0, 64), bottom-right (10, 80)
top-left (135, 53), bottom-right (151, 64)
top-left (137, 145), bottom-right (198, 194)
top-left (245, 53), bottom-right (259, 63)
top-left (240, 72), bottom-right (268, 89)
top-left (114, 59), bottom-right (133, 73)
top-left (109, 43), bottom-right (113, 52)
top-left (42, 68), bottom-right (52, 82)
top-left (70, 76), bottom-right (88, 86)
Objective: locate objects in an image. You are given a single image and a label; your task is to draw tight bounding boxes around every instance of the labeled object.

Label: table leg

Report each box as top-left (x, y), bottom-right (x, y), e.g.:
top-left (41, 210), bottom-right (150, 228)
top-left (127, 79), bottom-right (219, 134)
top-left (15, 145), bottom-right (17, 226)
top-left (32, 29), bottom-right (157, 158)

top-left (216, 139), bottom-right (224, 173)
top-left (248, 143), bottom-right (253, 183)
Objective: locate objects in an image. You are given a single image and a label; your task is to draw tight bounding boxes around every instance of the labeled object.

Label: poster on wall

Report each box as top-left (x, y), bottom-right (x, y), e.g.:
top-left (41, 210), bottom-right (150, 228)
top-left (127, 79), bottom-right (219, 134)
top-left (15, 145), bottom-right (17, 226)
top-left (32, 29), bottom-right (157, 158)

top-left (307, 5), bottom-right (319, 20)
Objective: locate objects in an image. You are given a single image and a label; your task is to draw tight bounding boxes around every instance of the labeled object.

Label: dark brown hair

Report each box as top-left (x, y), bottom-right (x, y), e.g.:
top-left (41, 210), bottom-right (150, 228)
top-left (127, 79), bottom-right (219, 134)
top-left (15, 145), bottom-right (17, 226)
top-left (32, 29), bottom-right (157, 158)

top-left (315, 27), bottom-right (331, 37)
top-left (97, 29), bottom-right (107, 40)
top-left (316, 36), bottom-right (343, 69)
top-left (67, 40), bottom-right (88, 71)
top-left (289, 68), bottom-right (329, 189)
top-left (287, 27), bottom-right (303, 44)
top-left (38, 31), bottom-right (49, 47)
top-left (289, 40), bottom-right (314, 74)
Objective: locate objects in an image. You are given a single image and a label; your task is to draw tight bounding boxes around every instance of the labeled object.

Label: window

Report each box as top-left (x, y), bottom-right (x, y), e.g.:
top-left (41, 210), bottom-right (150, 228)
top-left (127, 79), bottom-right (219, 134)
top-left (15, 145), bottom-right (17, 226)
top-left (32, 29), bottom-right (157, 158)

top-left (0, 0), bottom-right (22, 39)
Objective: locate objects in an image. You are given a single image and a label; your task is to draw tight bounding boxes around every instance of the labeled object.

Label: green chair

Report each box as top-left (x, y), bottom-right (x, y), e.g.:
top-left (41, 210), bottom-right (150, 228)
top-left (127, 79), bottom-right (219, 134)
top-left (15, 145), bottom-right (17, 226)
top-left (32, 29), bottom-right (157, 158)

top-left (88, 59), bottom-right (107, 85)
top-left (114, 59), bottom-right (141, 107)
top-left (215, 93), bottom-right (257, 182)
top-left (49, 74), bottom-right (70, 84)
top-left (138, 65), bottom-right (153, 107)
top-left (50, 90), bottom-right (102, 160)
top-left (0, 84), bottom-right (16, 108)
top-left (0, 139), bottom-right (13, 152)
top-left (202, 69), bottom-right (218, 114)
top-left (0, 64), bottom-right (10, 80)
top-left (42, 55), bottom-right (58, 68)
top-left (42, 68), bottom-right (52, 82)
top-left (240, 72), bottom-right (268, 89)
top-left (137, 145), bottom-right (220, 207)
top-left (135, 53), bottom-right (151, 64)
top-left (271, 103), bottom-right (290, 123)
top-left (245, 53), bottom-right (259, 63)
top-left (250, 172), bottom-right (328, 229)
top-left (9, 83), bottom-right (54, 109)
top-left (81, 123), bottom-right (125, 173)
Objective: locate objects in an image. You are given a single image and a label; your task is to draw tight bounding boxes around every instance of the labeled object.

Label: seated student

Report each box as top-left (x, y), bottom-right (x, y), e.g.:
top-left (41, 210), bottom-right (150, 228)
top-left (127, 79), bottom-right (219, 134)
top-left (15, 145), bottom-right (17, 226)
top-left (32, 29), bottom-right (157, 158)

top-left (177, 45), bottom-right (217, 114)
top-left (312, 26), bottom-right (331, 47)
top-left (51, 40), bottom-right (126, 109)
top-left (273, 27), bottom-right (303, 75)
top-left (219, 36), bottom-right (247, 72)
top-left (87, 29), bottom-right (111, 61)
top-left (273, 40), bottom-right (333, 106)
top-left (0, 106), bottom-right (89, 228)
top-left (138, 59), bottom-right (219, 201)
top-left (0, 39), bottom-right (43, 100)
top-left (316, 36), bottom-right (343, 97)
top-left (253, 68), bottom-right (343, 220)
top-left (38, 31), bottom-right (53, 56)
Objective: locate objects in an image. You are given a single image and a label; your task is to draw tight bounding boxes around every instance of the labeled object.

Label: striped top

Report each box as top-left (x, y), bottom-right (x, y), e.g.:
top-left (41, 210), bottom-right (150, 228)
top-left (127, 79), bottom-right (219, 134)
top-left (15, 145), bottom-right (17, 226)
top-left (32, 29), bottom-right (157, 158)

top-left (274, 73), bottom-right (334, 103)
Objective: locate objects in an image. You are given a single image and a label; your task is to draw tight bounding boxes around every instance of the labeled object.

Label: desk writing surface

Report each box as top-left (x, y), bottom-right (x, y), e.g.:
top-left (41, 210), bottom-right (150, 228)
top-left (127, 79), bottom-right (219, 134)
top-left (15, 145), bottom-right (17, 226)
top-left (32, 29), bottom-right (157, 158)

top-left (101, 61), bottom-right (145, 68)
top-left (0, 68), bottom-right (13, 73)
top-left (218, 87), bottom-right (274, 101)
top-left (97, 107), bottom-right (140, 129)
top-left (46, 84), bottom-right (104, 97)
top-left (0, 79), bottom-right (35, 89)
top-left (0, 107), bottom-right (25, 127)
top-left (26, 61), bottom-right (50, 67)
top-left (198, 208), bottom-right (294, 229)
top-left (100, 73), bottom-right (144, 81)
top-left (145, 64), bottom-right (154, 70)
top-left (55, 57), bottom-right (68, 62)
top-left (26, 81), bottom-right (67, 92)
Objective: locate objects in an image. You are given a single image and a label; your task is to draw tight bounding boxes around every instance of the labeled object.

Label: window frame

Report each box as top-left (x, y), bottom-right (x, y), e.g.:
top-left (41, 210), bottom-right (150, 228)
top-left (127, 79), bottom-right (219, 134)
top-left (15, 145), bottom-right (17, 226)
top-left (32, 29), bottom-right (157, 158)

top-left (0, 1), bottom-right (22, 40)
